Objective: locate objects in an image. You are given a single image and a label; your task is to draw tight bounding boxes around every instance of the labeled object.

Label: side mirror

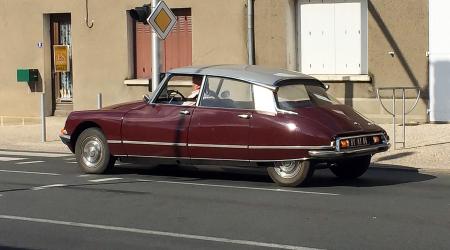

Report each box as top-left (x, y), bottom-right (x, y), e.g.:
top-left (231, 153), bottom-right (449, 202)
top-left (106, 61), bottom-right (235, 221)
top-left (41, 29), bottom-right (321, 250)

top-left (143, 94), bottom-right (150, 103)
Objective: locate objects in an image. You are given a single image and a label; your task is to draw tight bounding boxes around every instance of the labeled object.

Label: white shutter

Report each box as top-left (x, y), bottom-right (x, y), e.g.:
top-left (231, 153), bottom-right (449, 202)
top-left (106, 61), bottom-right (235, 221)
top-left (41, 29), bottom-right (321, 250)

top-left (298, 0), bottom-right (367, 75)
top-left (300, 0), bottom-right (335, 74)
top-left (335, 0), bottom-right (362, 74)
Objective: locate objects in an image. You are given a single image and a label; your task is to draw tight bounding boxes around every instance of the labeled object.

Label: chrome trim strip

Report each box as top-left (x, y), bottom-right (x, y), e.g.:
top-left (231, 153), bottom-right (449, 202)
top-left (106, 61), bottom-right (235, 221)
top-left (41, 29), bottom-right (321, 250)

top-left (122, 141), bottom-right (187, 147)
top-left (191, 157), bottom-right (249, 162)
top-left (188, 143), bottom-right (248, 149)
top-left (249, 145), bottom-right (333, 150)
top-left (250, 158), bottom-right (310, 162)
top-left (114, 154), bottom-right (310, 163)
top-left (309, 144), bottom-right (390, 158)
top-left (59, 135), bottom-right (71, 140)
top-left (124, 155), bottom-right (190, 160)
top-left (107, 140), bottom-right (122, 144)
top-left (195, 75), bottom-right (207, 107)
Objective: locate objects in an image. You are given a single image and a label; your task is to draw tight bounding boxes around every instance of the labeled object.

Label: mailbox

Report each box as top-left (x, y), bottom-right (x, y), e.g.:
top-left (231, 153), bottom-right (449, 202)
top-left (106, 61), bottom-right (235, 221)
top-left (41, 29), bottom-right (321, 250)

top-left (17, 69), bottom-right (39, 82)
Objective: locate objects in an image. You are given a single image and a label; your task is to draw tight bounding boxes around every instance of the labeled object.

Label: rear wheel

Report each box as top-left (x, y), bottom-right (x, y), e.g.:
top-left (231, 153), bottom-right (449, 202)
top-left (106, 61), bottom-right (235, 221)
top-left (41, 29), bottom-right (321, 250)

top-left (75, 127), bottom-right (116, 174)
top-left (267, 160), bottom-right (313, 187)
top-left (330, 155), bottom-right (371, 179)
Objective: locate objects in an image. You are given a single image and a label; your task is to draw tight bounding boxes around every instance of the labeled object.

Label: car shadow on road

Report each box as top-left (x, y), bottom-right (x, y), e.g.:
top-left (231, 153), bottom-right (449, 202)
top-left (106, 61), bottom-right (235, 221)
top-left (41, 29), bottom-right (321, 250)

top-left (306, 164), bottom-right (436, 188)
top-left (111, 163), bottom-right (436, 188)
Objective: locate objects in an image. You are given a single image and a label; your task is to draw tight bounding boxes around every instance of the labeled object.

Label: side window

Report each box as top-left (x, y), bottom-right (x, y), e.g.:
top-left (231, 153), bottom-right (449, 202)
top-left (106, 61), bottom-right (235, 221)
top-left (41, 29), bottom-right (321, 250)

top-left (155, 75), bottom-right (203, 106)
top-left (199, 77), bottom-right (254, 109)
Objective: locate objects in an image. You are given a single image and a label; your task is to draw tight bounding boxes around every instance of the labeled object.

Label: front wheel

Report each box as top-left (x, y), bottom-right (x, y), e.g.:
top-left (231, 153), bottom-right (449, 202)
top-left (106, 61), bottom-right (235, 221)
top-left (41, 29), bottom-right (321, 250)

top-left (330, 155), bottom-right (371, 179)
top-left (267, 160), bottom-right (313, 187)
top-left (75, 128), bottom-right (116, 174)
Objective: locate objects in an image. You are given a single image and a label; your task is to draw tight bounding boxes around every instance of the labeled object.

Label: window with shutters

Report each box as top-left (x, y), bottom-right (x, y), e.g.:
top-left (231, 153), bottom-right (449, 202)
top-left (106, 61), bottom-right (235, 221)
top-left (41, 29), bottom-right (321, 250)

top-left (134, 8), bottom-right (192, 79)
top-left (297, 0), bottom-right (368, 75)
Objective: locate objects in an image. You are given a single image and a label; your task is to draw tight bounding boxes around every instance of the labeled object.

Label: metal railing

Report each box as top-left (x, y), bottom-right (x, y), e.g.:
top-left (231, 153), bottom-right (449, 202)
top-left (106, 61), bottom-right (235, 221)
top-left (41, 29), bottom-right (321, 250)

top-left (376, 87), bottom-right (421, 149)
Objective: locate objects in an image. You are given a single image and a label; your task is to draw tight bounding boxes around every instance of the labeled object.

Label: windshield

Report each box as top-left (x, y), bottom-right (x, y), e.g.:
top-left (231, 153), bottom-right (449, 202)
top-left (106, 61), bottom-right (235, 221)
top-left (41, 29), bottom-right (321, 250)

top-left (276, 83), bottom-right (340, 111)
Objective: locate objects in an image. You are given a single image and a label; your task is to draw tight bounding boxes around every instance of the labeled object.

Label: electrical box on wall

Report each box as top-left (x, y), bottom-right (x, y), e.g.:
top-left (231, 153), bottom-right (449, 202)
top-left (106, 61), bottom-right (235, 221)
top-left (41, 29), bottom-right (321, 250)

top-left (17, 69), bottom-right (39, 82)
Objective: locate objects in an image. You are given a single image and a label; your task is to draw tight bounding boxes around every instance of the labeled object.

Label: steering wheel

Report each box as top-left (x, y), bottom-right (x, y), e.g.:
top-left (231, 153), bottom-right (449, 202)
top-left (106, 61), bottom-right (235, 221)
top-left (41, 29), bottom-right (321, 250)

top-left (167, 90), bottom-right (186, 103)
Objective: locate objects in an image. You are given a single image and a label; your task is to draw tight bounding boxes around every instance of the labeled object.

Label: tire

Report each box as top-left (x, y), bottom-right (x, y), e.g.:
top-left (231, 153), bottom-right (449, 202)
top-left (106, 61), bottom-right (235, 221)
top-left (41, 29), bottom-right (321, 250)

top-left (75, 127), bottom-right (116, 174)
top-left (267, 160), bottom-right (313, 187)
top-left (330, 155), bottom-right (371, 179)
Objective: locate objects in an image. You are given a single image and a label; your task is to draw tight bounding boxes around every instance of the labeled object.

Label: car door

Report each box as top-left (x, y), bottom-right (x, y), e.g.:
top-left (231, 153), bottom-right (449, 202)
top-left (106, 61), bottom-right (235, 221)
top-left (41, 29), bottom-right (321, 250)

top-left (187, 76), bottom-right (253, 162)
top-left (121, 75), bottom-right (200, 159)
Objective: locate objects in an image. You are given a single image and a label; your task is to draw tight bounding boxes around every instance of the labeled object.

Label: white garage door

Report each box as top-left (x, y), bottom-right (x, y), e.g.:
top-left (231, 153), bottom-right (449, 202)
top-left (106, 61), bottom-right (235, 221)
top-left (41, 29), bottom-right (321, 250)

top-left (429, 0), bottom-right (450, 122)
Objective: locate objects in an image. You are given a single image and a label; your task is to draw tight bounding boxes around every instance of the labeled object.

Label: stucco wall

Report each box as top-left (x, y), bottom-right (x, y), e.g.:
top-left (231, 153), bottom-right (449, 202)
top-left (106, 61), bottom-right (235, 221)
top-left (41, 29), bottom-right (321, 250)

top-left (0, 0), bottom-right (429, 122)
top-left (254, 0), bottom-right (288, 68)
top-left (0, 0), bottom-right (248, 116)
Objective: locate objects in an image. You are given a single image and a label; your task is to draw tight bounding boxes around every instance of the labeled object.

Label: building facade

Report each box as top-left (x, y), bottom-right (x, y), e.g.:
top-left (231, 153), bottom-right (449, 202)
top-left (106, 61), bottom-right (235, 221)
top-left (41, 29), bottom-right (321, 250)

top-left (0, 0), bottom-right (433, 123)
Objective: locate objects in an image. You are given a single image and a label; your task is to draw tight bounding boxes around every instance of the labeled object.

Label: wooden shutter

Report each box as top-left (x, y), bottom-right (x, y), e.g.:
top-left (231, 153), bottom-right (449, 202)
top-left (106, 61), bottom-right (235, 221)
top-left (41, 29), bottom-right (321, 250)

top-left (135, 8), bottom-right (192, 79)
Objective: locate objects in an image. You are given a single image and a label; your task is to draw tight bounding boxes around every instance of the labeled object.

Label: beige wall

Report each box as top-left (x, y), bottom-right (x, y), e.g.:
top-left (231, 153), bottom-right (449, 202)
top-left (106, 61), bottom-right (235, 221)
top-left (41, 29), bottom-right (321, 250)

top-left (0, 0), bottom-right (429, 122)
top-left (0, 0), bottom-right (249, 116)
top-left (254, 0), bottom-right (428, 122)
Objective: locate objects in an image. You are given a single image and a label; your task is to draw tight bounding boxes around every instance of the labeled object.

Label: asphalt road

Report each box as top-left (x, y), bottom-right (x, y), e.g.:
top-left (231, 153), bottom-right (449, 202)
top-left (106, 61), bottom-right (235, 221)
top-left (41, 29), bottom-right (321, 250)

top-left (0, 150), bottom-right (449, 250)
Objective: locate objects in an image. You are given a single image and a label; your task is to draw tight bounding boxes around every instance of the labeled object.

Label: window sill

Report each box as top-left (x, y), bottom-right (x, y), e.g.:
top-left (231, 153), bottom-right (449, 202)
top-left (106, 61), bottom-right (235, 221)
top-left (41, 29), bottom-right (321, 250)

top-left (123, 79), bottom-right (193, 86)
top-left (124, 79), bottom-right (149, 86)
top-left (310, 74), bottom-right (372, 82)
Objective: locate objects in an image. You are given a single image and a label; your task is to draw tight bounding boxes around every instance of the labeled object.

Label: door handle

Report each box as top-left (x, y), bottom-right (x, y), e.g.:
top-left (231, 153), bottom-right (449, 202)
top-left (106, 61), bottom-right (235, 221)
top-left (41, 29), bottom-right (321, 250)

top-left (237, 114), bottom-right (252, 119)
top-left (180, 110), bottom-right (190, 115)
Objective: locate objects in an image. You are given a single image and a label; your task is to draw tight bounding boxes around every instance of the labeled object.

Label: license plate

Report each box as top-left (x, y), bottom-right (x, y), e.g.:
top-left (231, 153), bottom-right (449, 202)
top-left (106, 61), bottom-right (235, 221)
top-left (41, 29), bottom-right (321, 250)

top-left (349, 136), bottom-right (369, 148)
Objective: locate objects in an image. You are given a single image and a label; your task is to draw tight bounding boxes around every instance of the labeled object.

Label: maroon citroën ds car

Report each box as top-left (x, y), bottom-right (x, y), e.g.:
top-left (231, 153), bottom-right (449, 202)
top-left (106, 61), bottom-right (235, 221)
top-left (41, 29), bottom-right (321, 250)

top-left (60, 65), bottom-right (390, 187)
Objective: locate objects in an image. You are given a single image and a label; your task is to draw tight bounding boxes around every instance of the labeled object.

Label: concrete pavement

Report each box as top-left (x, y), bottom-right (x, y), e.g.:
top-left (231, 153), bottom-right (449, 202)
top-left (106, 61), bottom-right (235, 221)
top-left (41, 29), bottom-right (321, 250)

top-left (0, 116), bottom-right (449, 170)
top-left (0, 150), bottom-right (449, 249)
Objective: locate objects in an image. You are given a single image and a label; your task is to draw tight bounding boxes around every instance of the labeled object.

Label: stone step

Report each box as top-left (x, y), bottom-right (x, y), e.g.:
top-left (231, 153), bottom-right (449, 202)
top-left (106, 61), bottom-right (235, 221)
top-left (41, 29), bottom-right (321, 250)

top-left (53, 109), bottom-right (72, 117)
top-left (55, 103), bottom-right (73, 111)
top-left (54, 103), bottom-right (73, 117)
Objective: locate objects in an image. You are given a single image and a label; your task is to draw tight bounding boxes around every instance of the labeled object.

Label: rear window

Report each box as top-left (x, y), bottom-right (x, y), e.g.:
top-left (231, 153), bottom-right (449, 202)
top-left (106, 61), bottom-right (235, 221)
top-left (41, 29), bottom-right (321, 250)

top-left (276, 83), bottom-right (340, 111)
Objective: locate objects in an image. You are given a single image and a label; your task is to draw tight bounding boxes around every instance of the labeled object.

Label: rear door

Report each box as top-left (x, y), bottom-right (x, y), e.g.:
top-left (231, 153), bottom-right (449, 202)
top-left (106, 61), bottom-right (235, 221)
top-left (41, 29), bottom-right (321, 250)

top-left (187, 77), bottom-right (253, 162)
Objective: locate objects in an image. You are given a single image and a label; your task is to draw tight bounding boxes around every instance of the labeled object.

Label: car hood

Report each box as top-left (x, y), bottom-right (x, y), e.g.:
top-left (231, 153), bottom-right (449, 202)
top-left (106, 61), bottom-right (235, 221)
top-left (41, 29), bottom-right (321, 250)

top-left (102, 100), bottom-right (146, 111)
top-left (296, 105), bottom-right (383, 136)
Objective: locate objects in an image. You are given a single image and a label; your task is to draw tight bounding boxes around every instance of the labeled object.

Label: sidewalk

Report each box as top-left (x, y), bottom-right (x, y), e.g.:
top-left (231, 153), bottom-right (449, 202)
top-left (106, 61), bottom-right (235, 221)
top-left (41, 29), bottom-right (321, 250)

top-left (0, 117), bottom-right (449, 171)
top-left (372, 123), bottom-right (450, 171)
top-left (0, 116), bottom-right (70, 153)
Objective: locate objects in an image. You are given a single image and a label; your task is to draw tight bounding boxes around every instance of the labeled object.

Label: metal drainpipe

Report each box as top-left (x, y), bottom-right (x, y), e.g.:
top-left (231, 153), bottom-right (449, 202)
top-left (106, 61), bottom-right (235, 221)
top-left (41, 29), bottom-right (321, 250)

top-left (247, 0), bottom-right (255, 65)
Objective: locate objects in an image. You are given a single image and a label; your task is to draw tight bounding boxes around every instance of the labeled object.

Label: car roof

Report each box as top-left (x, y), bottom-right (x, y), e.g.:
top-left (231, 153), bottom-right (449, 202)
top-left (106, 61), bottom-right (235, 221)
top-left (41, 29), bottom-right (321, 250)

top-left (167, 65), bottom-right (323, 88)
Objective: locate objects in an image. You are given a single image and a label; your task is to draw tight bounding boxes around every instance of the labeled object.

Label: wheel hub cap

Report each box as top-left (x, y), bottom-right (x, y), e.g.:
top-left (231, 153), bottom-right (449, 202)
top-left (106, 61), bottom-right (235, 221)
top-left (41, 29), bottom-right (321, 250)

top-left (274, 161), bottom-right (302, 179)
top-left (82, 137), bottom-right (103, 168)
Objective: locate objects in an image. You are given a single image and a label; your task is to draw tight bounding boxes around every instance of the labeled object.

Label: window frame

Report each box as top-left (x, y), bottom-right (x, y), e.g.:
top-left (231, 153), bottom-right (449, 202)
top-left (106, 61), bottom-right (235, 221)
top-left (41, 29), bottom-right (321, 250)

top-left (151, 73), bottom-right (206, 107)
top-left (197, 76), bottom-right (256, 111)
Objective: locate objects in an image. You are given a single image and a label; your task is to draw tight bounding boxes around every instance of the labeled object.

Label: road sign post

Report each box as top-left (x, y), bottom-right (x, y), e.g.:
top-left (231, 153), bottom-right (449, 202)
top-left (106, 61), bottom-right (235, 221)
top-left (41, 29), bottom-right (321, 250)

top-left (148, 0), bottom-right (177, 92)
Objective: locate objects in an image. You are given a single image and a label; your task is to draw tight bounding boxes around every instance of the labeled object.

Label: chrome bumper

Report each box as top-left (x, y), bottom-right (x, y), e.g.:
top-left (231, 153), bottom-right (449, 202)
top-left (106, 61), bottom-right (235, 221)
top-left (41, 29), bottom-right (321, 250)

top-left (308, 143), bottom-right (390, 159)
top-left (59, 134), bottom-right (73, 152)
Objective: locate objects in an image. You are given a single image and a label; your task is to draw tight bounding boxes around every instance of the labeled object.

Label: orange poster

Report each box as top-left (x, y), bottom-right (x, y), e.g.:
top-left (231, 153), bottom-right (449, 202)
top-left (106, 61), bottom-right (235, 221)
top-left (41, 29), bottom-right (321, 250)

top-left (53, 45), bottom-right (70, 72)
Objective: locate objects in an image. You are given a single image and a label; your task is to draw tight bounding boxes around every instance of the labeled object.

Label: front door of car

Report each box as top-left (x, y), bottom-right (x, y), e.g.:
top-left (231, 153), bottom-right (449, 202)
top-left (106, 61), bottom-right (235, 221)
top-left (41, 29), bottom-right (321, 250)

top-left (121, 75), bottom-right (200, 159)
top-left (187, 76), bottom-right (253, 163)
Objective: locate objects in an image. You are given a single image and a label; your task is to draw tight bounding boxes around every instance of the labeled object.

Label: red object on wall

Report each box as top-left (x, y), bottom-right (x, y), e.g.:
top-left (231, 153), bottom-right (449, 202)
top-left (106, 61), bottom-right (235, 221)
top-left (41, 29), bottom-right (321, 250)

top-left (135, 8), bottom-right (192, 79)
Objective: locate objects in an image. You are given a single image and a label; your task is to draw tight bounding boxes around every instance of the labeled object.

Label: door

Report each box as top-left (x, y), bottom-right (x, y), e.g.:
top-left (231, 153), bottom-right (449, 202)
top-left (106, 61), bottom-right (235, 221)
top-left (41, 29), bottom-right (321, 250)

top-left (429, 0), bottom-right (450, 122)
top-left (187, 77), bottom-right (253, 161)
top-left (121, 75), bottom-right (198, 158)
top-left (50, 14), bottom-right (72, 105)
top-left (122, 104), bottom-right (194, 158)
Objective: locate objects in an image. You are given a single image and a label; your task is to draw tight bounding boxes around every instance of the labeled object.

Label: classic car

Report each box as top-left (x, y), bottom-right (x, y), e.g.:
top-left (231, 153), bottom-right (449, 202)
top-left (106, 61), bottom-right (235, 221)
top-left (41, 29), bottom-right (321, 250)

top-left (60, 65), bottom-right (390, 187)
